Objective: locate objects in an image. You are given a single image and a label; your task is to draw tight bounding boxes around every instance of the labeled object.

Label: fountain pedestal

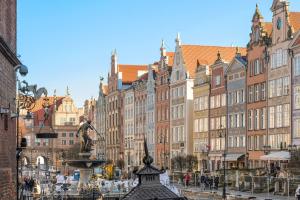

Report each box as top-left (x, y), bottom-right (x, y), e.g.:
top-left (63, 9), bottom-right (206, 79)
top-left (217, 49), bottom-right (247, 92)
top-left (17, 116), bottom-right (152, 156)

top-left (65, 152), bottom-right (105, 192)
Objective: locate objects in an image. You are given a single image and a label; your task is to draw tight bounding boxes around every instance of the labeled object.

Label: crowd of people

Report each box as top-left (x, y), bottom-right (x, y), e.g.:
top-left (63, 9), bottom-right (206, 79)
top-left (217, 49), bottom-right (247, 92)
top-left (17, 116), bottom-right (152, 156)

top-left (22, 176), bottom-right (35, 191)
top-left (182, 173), bottom-right (220, 191)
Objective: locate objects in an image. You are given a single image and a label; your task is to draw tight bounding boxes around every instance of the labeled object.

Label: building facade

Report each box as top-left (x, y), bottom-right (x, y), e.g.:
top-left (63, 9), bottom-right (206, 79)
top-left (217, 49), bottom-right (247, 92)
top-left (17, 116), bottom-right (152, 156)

top-left (193, 63), bottom-right (210, 171)
top-left (106, 50), bottom-right (147, 163)
top-left (95, 79), bottom-right (108, 160)
top-left (155, 41), bottom-right (173, 169)
top-left (170, 35), bottom-right (194, 158)
top-left (267, 0), bottom-right (298, 153)
top-left (123, 87), bottom-right (135, 171)
top-left (0, 0), bottom-right (19, 198)
top-left (133, 74), bottom-right (148, 166)
top-left (146, 64), bottom-right (156, 161)
top-left (246, 5), bottom-right (271, 169)
top-left (226, 54), bottom-right (247, 169)
top-left (291, 31), bottom-right (300, 146)
top-left (209, 55), bottom-right (228, 171)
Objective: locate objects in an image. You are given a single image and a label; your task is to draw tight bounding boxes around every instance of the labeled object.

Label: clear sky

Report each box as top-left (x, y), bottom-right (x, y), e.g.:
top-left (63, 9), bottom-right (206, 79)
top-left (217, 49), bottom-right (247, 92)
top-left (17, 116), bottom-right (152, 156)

top-left (17, 0), bottom-right (300, 107)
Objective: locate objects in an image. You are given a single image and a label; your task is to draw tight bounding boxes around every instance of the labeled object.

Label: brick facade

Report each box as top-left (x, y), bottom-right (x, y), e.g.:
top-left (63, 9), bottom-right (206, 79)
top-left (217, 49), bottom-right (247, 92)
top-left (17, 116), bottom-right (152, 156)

top-left (0, 0), bottom-right (18, 198)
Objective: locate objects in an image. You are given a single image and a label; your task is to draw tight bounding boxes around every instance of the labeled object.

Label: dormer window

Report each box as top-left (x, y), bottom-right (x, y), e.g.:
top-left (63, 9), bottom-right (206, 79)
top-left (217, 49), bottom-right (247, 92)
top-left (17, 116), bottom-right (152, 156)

top-left (176, 71), bottom-right (180, 80)
top-left (215, 75), bottom-right (221, 86)
top-left (277, 17), bottom-right (282, 30)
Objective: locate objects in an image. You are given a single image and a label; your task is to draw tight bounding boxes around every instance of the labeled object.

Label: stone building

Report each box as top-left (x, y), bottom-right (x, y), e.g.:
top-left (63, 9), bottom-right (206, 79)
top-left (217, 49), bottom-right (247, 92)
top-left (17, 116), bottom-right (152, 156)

top-left (106, 50), bottom-right (147, 163)
top-left (209, 54), bottom-right (229, 171)
top-left (155, 41), bottom-right (173, 169)
top-left (53, 92), bottom-right (80, 152)
top-left (146, 64), bottom-right (156, 162)
top-left (133, 73), bottom-right (148, 166)
top-left (193, 63), bottom-right (210, 171)
top-left (0, 0), bottom-right (20, 198)
top-left (291, 30), bottom-right (300, 146)
top-left (226, 53), bottom-right (247, 169)
top-left (123, 86), bottom-right (135, 172)
top-left (246, 5), bottom-right (272, 169)
top-left (95, 79), bottom-right (108, 160)
top-left (267, 0), bottom-right (300, 155)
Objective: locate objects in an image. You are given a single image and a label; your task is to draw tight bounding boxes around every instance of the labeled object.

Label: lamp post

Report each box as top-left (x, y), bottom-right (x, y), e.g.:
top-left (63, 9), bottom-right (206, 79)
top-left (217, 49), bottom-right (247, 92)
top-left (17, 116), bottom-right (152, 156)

top-left (263, 145), bottom-right (271, 198)
top-left (218, 127), bottom-right (226, 200)
top-left (14, 64), bottom-right (28, 200)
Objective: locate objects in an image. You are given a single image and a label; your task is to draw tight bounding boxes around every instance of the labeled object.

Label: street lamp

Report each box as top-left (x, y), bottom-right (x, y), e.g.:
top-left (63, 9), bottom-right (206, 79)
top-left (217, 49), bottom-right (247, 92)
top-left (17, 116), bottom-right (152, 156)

top-left (218, 127), bottom-right (226, 200)
top-left (263, 145), bottom-right (271, 198)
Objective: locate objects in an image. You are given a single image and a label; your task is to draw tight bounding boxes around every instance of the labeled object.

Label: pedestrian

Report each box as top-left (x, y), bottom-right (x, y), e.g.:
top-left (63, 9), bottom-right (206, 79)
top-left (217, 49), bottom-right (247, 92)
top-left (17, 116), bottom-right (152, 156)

top-left (184, 173), bottom-right (190, 187)
top-left (295, 184), bottom-right (300, 200)
top-left (214, 176), bottom-right (219, 190)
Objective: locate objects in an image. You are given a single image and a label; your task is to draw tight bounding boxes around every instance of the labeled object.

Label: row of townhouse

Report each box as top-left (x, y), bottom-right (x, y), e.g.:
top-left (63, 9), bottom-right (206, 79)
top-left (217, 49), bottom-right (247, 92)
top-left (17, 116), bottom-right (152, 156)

top-left (95, 0), bottom-right (300, 172)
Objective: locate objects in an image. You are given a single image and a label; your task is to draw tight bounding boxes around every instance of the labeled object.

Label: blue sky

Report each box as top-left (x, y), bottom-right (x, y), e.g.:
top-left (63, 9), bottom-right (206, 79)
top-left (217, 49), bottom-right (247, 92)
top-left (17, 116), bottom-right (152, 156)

top-left (17, 0), bottom-right (300, 106)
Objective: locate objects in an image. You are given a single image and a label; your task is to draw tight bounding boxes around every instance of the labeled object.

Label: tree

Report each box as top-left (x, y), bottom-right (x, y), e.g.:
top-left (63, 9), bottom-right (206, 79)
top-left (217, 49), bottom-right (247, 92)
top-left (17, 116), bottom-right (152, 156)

top-left (186, 154), bottom-right (198, 172)
top-left (171, 155), bottom-right (186, 172)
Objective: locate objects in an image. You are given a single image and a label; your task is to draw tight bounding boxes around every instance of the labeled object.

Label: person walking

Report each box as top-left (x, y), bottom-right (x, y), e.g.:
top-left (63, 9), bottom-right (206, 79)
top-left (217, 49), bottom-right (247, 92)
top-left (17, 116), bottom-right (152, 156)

top-left (214, 176), bottom-right (219, 190)
top-left (295, 184), bottom-right (300, 200)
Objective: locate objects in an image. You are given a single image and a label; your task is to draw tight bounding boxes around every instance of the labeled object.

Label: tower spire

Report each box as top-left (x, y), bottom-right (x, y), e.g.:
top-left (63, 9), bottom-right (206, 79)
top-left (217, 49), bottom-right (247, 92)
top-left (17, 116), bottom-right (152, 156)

top-left (175, 32), bottom-right (181, 46)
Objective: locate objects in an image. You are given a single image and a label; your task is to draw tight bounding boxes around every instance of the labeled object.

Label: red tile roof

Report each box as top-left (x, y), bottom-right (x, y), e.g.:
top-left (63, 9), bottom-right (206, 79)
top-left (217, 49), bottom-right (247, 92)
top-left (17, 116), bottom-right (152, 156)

top-left (290, 12), bottom-right (300, 32)
top-left (263, 22), bottom-right (273, 36)
top-left (181, 45), bottom-right (246, 78)
top-left (166, 52), bottom-right (174, 66)
top-left (118, 64), bottom-right (148, 84)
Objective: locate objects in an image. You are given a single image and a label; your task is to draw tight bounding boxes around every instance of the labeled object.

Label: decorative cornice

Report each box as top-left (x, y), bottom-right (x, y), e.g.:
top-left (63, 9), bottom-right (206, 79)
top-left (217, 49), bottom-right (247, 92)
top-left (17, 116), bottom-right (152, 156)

top-left (0, 36), bottom-right (21, 66)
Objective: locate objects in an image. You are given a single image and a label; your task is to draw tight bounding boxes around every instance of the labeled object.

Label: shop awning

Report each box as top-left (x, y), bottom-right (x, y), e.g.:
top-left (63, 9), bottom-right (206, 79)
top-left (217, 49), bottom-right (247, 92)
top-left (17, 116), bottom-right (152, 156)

top-left (260, 151), bottom-right (290, 161)
top-left (225, 154), bottom-right (244, 161)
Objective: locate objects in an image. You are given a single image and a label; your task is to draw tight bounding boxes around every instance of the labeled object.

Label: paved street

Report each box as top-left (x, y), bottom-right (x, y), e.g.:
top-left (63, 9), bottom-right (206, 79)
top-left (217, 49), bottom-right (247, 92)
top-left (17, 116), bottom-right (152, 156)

top-left (176, 184), bottom-right (295, 200)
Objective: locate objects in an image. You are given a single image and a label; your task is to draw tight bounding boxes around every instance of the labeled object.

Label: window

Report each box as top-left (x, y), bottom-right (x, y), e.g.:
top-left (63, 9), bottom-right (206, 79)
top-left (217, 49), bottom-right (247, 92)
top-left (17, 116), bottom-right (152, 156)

top-left (228, 93), bottom-right (232, 105)
top-left (295, 86), bottom-right (300, 109)
top-left (276, 105), bottom-right (282, 128)
top-left (176, 71), bottom-right (180, 80)
top-left (221, 116), bottom-right (226, 128)
top-left (241, 113), bottom-right (245, 127)
top-left (294, 55), bottom-right (300, 76)
top-left (210, 96), bottom-right (215, 109)
top-left (255, 84), bottom-right (260, 101)
top-left (294, 118), bottom-right (300, 138)
top-left (248, 110), bottom-right (253, 130)
top-left (229, 115), bottom-right (234, 128)
top-left (69, 133), bottom-right (74, 137)
top-left (211, 118), bottom-right (215, 130)
top-left (254, 59), bottom-right (260, 75)
top-left (215, 95), bottom-right (220, 108)
top-left (283, 104), bottom-right (290, 127)
top-left (61, 140), bottom-right (67, 145)
top-left (249, 86), bottom-right (254, 103)
top-left (283, 77), bottom-right (289, 95)
top-left (194, 119), bottom-right (199, 132)
top-left (269, 107), bottom-right (275, 128)
top-left (261, 83), bottom-right (266, 100)
top-left (69, 140), bottom-right (74, 145)
top-left (254, 109), bottom-right (259, 130)
top-left (240, 89), bottom-right (244, 103)
top-left (261, 108), bottom-right (266, 129)
top-left (62, 133), bottom-right (66, 137)
top-left (276, 78), bottom-right (282, 97)
top-left (221, 94), bottom-right (226, 106)
top-left (215, 75), bottom-right (221, 86)
top-left (269, 80), bottom-right (275, 98)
